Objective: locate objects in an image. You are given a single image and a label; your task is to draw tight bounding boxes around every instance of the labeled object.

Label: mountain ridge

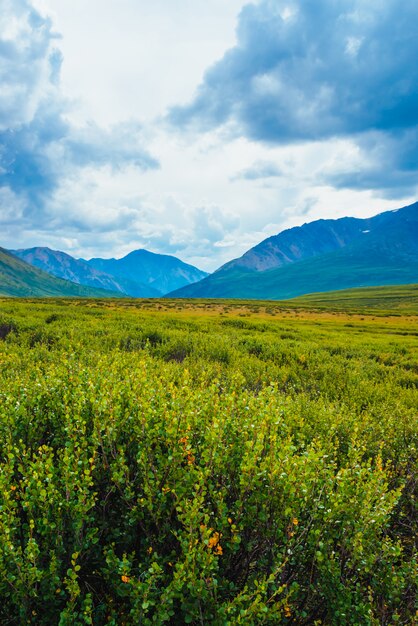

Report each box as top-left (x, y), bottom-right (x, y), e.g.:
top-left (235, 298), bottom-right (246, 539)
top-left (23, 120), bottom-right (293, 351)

top-left (84, 248), bottom-right (208, 295)
top-left (11, 247), bottom-right (208, 297)
top-left (12, 247), bottom-right (160, 297)
top-left (169, 202), bottom-right (418, 300)
top-left (5, 202), bottom-right (418, 300)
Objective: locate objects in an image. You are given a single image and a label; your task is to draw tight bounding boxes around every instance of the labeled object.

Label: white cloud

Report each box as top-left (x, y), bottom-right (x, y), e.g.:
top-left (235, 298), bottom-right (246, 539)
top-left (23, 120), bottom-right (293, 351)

top-left (32, 0), bottom-right (249, 125)
top-left (2, 0), bottom-right (416, 274)
top-left (0, 0), bottom-right (59, 130)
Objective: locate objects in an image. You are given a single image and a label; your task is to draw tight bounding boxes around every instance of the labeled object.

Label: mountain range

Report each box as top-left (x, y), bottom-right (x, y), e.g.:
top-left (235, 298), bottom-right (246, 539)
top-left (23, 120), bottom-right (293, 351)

top-left (2, 201), bottom-right (418, 299)
top-left (12, 247), bottom-right (158, 297)
top-left (82, 249), bottom-right (208, 295)
top-left (11, 248), bottom-right (208, 298)
top-left (169, 202), bottom-right (418, 299)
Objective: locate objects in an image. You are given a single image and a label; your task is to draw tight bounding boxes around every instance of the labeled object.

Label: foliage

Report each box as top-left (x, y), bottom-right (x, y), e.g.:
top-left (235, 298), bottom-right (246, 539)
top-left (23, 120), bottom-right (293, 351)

top-left (0, 295), bottom-right (416, 624)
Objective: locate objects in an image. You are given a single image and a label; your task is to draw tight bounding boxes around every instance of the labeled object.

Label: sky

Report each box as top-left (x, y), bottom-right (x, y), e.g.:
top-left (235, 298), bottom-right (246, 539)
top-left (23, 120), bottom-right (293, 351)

top-left (1, 0), bottom-right (417, 272)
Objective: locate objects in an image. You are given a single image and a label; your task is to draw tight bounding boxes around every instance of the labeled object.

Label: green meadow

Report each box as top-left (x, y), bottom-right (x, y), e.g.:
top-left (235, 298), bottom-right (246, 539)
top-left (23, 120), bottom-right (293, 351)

top-left (0, 290), bottom-right (416, 624)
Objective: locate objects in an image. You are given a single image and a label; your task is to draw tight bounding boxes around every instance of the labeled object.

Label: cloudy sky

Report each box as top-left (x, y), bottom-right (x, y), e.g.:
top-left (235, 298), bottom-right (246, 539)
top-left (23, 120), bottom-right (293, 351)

top-left (1, 0), bottom-right (417, 271)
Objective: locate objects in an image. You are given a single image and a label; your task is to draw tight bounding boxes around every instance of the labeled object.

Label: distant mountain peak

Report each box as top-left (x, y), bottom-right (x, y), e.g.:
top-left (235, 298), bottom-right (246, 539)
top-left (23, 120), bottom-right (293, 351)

top-left (84, 248), bottom-right (208, 295)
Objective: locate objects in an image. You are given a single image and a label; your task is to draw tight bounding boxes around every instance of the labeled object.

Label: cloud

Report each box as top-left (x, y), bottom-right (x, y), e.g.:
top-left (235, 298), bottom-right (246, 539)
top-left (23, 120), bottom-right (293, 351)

top-left (169, 0), bottom-right (418, 195)
top-left (65, 122), bottom-right (158, 171)
top-left (1, 0), bottom-right (413, 271)
top-left (232, 159), bottom-right (282, 180)
top-left (0, 0), bottom-right (60, 130)
top-left (0, 0), bottom-right (158, 221)
top-left (192, 205), bottom-right (240, 243)
top-left (323, 128), bottom-right (418, 198)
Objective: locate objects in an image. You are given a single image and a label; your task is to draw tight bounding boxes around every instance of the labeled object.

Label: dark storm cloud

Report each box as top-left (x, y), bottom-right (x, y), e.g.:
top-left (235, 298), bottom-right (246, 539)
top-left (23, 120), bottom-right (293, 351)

top-left (170, 0), bottom-right (418, 195)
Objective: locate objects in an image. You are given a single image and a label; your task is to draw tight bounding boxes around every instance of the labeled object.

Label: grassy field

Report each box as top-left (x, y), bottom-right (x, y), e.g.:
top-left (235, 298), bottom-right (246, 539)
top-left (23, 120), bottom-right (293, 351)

top-left (291, 284), bottom-right (418, 314)
top-left (0, 292), bottom-right (416, 624)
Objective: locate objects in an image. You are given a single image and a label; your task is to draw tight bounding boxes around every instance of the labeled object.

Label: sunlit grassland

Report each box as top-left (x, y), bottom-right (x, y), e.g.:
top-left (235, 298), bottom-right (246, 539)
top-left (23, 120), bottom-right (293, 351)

top-left (0, 292), bottom-right (416, 624)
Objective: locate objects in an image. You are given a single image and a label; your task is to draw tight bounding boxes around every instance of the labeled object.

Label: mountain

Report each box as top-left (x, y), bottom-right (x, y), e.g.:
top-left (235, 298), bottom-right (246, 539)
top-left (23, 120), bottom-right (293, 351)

top-left (169, 202), bottom-right (418, 299)
top-left (0, 248), bottom-right (121, 298)
top-left (12, 247), bottom-right (159, 298)
top-left (11, 247), bottom-right (208, 297)
top-left (219, 217), bottom-right (369, 274)
top-left (84, 249), bottom-right (208, 295)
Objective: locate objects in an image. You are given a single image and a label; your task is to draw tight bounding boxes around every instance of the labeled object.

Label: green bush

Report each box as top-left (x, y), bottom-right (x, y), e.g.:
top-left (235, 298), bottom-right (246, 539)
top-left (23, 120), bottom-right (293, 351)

top-left (0, 299), bottom-right (416, 624)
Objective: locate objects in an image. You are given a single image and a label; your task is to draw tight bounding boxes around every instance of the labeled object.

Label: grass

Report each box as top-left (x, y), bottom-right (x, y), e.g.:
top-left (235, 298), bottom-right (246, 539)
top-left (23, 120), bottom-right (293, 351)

top-left (0, 289), bottom-right (416, 624)
top-left (290, 283), bottom-right (418, 313)
top-left (166, 283), bottom-right (418, 316)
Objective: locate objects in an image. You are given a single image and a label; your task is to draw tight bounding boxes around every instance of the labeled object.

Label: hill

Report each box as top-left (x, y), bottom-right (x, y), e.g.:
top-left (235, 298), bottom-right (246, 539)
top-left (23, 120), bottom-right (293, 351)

top-left (169, 202), bottom-right (418, 299)
top-left (290, 283), bottom-right (418, 314)
top-left (0, 248), bottom-right (120, 298)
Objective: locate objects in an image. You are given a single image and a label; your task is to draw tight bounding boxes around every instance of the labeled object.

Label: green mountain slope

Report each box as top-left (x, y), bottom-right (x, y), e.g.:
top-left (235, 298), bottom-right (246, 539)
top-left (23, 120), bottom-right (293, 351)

top-left (0, 248), bottom-right (121, 298)
top-left (170, 250), bottom-right (418, 299)
top-left (169, 202), bottom-right (418, 299)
